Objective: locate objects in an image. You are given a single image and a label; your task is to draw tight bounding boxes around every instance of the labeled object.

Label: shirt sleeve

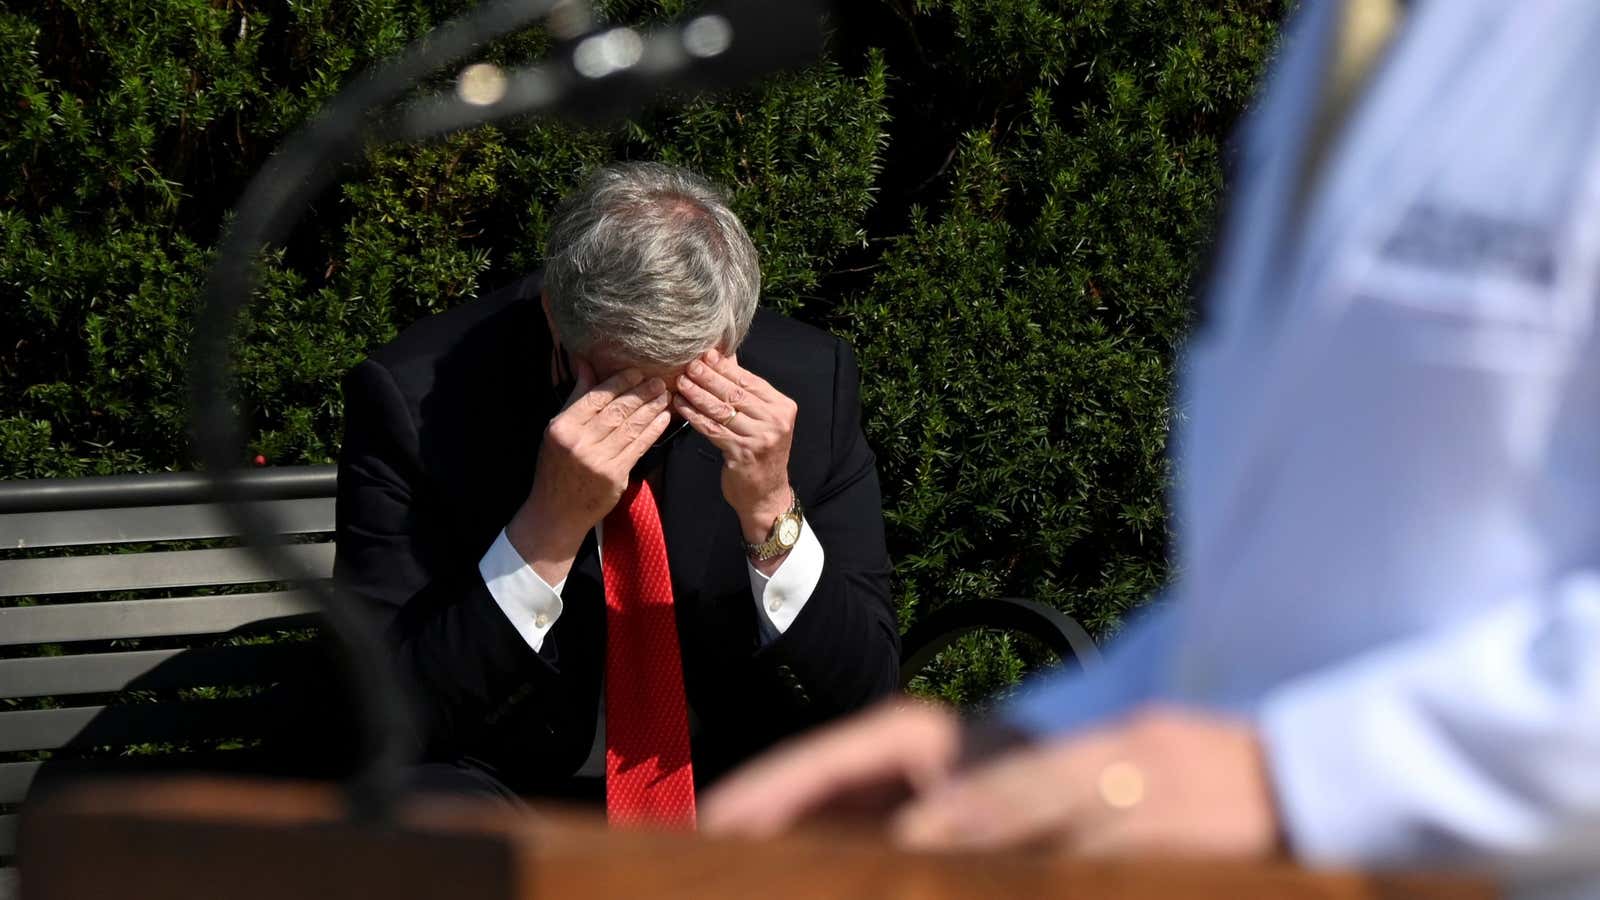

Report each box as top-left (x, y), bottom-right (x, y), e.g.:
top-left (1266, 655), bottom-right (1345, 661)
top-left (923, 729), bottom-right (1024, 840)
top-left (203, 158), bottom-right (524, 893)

top-left (477, 528), bottom-right (566, 653)
top-left (746, 519), bottom-right (825, 644)
top-left (479, 517), bottom-right (824, 652)
top-left (1258, 575), bottom-right (1600, 874)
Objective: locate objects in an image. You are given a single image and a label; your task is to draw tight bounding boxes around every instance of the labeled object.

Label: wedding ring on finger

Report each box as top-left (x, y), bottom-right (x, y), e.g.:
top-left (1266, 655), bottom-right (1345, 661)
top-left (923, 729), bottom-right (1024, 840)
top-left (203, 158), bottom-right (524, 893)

top-left (721, 408), bottom-right (740, 428)
top-left (1096, 760), bottom-right (1146, 811)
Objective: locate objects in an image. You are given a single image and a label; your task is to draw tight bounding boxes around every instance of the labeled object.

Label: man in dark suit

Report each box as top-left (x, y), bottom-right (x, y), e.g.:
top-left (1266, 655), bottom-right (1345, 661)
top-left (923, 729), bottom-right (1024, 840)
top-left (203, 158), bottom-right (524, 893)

top-left (334, 162), bottom-right (899, 821)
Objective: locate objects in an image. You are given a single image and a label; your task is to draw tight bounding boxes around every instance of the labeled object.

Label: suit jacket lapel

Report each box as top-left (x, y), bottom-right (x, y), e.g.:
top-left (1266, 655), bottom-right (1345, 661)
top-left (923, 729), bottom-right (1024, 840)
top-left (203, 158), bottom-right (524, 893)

top-left (568, 531), bottom-right (604, 602)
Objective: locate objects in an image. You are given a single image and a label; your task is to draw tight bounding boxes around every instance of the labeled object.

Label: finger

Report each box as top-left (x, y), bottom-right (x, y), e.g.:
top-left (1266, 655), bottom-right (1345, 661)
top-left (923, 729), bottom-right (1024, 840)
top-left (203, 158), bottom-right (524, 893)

top-left (1068, 815), bottom-right (1149, 858)
top-left (584, 377), bottom-right (667, 442)
top-left (616, 407), bottom-right (675, 464)
top-left (684, 357), bottom-right (758, 420)
top-left (702, 702), bottom-right (948, 838)
top-left (702, 700), bottom-right (961, 839)
top-left (673, 393), bottom-right (742, 451)
top-left (676, 370), bottom-right (756, 435)
top-left (560, 355), bottom-right (598, 412)
top-left (705, 348), bottom-right (776, 400)
top-left (891, 742), bottom-right (1093, 852)
top-left (596, 389), bottom-right (671, 457)
top-left (566, 367), bottom-right (646, 425)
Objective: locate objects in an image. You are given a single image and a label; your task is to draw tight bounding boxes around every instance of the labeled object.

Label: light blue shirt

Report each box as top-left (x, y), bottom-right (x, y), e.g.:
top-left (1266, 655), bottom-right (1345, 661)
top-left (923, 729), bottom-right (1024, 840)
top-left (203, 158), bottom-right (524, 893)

top-left (1004, 2), bottom-right (1600, 894)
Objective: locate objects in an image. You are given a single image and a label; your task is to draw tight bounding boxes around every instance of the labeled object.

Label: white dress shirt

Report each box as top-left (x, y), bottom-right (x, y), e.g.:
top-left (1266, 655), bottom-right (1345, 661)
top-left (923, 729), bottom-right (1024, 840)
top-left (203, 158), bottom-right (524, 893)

top-left (480, 519), bottom-right (824, 778)
top-left (478, 519), bottom-right (825, 653)
top-left (1003, 2), bottom-right (1600, 895)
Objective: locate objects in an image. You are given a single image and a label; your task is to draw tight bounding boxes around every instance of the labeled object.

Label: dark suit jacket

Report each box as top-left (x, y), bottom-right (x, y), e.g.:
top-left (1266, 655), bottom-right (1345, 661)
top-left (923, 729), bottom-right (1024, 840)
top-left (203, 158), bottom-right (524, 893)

top-left (334, 273), bottom-right (899, 793)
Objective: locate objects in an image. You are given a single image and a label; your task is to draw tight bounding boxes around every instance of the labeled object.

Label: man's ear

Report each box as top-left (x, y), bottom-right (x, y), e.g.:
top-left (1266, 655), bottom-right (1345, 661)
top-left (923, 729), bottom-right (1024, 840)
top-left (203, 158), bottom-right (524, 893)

top-left (542, 289), bottom-right (572, 385)
top-left (540, 289), bottom-right (561, 346)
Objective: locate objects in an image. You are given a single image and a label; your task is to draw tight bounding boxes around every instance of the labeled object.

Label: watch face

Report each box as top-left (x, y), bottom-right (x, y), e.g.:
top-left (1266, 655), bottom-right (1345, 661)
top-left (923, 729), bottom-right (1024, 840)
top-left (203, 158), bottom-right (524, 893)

top-left (777, 515), bottom-right (801, 547)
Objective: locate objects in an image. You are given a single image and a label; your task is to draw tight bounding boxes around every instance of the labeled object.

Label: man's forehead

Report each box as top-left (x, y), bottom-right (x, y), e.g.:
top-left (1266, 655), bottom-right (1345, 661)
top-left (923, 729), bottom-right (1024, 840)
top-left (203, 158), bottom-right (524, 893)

top-left (586, 344), bottom-right (692, 382)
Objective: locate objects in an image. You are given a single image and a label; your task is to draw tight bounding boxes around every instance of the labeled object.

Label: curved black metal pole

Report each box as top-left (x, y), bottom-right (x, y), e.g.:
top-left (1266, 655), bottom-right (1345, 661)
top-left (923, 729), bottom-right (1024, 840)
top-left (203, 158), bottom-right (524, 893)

top-left (190, 0), bottom-right (570, 823)
top-left (898, 596), bottom-right (1104, 690)
top-left (190, 0), bottom-right (824, 824)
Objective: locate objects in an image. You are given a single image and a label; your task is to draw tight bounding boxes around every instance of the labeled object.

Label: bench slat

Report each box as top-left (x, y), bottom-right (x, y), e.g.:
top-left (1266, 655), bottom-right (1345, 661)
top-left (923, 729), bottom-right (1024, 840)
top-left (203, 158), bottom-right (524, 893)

top-left (0, 466), bottom-right (336, 514)
top-left (0, 591), bottom-right (319, 647)
top-left (0, 763), bottom-right (39, 806)
top-left (0, 752), bottom-right (286, 806)
top-left (0, 497), bottom-right (335, 550)
top-left (0, 543), bottom-right (335, 598)
top-left (0, 699), bottom-right (292, 753)
top-left (0, 643), bottom-right (321, 698)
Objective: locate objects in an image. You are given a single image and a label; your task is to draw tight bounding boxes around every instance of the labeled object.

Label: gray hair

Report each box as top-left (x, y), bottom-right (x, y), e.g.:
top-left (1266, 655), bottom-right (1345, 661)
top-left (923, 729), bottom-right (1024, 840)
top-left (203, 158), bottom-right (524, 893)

top-left (543, 162), bottom-right (761, 367)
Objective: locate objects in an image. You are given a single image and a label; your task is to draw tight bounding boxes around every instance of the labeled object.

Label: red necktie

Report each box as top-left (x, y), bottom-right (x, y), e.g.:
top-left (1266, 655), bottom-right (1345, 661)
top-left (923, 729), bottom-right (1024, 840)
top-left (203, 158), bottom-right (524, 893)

top-left (602, 478), bottom-right (696, 828)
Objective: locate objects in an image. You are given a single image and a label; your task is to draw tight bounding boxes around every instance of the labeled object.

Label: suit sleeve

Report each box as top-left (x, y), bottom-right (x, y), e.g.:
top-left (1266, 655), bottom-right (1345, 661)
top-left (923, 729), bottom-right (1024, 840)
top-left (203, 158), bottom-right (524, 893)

top-left (334, 358), bottom-right (554, 757)
top-left (751, 337), bottom-right (900, 722)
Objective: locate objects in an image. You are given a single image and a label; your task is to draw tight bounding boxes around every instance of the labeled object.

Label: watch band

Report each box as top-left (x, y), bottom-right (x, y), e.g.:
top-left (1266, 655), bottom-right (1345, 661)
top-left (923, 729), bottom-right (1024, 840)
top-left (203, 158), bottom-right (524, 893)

top-left (744, 490), bottom-right (804, 561)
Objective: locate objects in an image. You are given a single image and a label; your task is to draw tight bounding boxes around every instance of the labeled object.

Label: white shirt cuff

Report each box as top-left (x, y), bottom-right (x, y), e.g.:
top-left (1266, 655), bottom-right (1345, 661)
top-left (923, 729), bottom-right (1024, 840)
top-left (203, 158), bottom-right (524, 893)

top-left (747, 519), bottom-right (825, 642)
top-left (478, 529), bottom-right (565, 653)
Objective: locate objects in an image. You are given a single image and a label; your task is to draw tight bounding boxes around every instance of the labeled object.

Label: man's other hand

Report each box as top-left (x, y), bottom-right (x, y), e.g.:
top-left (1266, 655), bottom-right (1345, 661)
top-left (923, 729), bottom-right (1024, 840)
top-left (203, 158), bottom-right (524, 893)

top-left (705, 701), bottom-right (1284, 861)
top-left (508, 358), bottom-right (673, 585)
top-left (893, 708), bottom-right (1284, 859)
top-left (673, 348), bottom-right (798, 560)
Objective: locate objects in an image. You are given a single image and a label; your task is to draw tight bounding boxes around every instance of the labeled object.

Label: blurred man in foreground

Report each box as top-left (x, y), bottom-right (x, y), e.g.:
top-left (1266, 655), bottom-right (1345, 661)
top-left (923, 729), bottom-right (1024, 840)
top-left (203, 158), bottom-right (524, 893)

top-left (705, 2), bottom-right (1600, 894)
top-left (336, 163), bottom-right (898, 824)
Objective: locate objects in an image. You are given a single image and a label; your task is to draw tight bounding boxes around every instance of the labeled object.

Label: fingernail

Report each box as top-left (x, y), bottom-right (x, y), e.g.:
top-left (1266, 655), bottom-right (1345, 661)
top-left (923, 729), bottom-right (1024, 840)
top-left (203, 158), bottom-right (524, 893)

top-left (648, 378), bottom-right (666, 393)
top-left (706, 348), bottom-right (721, 362)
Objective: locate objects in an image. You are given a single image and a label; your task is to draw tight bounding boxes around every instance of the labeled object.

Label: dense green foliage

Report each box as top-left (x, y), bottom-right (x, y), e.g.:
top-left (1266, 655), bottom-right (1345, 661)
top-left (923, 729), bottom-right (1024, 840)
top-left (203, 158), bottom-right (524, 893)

top-left (0, 0), bottom-right (1280, 701)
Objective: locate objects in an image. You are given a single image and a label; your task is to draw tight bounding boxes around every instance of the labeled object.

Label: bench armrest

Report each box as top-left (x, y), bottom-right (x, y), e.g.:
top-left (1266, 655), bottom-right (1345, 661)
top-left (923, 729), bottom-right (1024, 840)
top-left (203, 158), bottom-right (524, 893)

top-left (898, 597), bottom-right (1103, 690)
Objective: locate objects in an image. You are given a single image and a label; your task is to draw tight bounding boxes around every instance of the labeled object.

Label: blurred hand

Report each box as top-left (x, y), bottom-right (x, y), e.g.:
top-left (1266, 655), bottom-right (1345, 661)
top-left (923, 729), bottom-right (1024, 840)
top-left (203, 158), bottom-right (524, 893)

top-left (892, 708), bottom-right (1284, 859)
top-left (673, 348), bottom-right (798, 555)
top-left (705, 702), bottom-right (1284, 862)
top-left (702, 699), bottom-right (964, 837)
top-left (507, 358), bottom-right (673, 585)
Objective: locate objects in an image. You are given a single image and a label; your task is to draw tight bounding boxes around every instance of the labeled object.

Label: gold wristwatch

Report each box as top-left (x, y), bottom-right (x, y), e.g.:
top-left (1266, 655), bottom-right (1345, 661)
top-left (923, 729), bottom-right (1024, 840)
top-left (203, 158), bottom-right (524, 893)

top-left (744, 490), bottom-right (804, 561)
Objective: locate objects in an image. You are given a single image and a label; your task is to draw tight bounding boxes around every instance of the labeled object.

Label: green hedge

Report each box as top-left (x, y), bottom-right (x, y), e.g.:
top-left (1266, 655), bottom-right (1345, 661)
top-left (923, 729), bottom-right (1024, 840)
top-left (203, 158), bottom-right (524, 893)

top-left (0, 0), bottom-right (1280, 702)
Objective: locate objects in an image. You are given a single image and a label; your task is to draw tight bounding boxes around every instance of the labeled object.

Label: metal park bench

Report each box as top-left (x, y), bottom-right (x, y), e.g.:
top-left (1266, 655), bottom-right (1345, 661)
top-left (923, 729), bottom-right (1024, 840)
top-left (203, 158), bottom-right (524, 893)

top-left (0, 466), bottom-right (1102, 873)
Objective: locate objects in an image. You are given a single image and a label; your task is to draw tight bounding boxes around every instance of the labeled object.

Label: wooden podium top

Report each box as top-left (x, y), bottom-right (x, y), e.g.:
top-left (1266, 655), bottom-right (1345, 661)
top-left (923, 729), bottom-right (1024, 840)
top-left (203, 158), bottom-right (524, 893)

top-left (17, 777), bottom-right (1497, 900)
